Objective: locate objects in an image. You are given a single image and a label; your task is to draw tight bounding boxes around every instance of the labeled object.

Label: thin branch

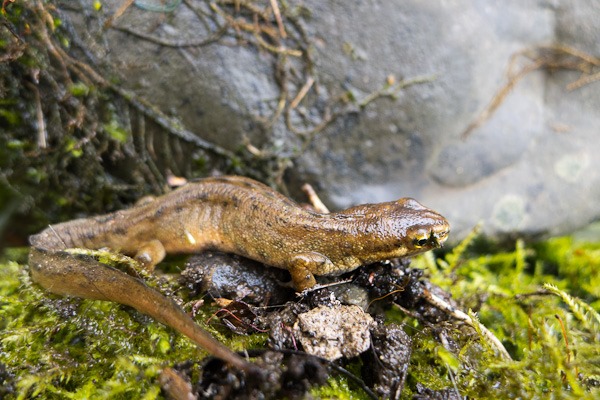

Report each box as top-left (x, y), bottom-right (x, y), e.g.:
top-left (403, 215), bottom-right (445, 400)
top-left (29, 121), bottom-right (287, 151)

top-left (422, 287), bottom-right (512, 361)
top-left (111, 24), bottom-right (227, 47)
top-left (462, 45), bottom-right (600, 139)
top-left (269, 0), bottom-right (286, 38)
top-left (26, 82), bottom-right (47, 149)
top-left (103, 0), bottom-right (135, 28)
top-left (289, 76), bottom-right (315, 109)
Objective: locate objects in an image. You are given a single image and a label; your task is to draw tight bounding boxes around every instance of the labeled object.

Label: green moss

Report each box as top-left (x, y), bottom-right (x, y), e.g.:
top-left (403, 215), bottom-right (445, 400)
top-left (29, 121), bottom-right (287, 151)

top-left (2, 233), bottom-right (599, 399)
top-left (311, 375), bottom-right (370, 400)
top-left (103, 119), bottom-right (129, 144)
top-left (0, 257), bottom-right (267, 399)
top-left (404, 232), bottom-right (600, 399)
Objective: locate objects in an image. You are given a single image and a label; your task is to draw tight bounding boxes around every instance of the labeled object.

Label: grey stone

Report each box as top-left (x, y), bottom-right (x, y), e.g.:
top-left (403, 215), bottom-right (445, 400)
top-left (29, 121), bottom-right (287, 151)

top-left (67, 0), bottom-right (600, 240)
top-left (293, 304), bottom-right (374, 361)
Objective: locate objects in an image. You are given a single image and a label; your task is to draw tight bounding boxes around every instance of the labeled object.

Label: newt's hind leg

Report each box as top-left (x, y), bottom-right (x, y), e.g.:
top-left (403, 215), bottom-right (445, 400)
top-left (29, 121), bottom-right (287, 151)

top-left (134, 239), bottom-right (166, 272)
top-left (289, 252), bottom-right (334, 292)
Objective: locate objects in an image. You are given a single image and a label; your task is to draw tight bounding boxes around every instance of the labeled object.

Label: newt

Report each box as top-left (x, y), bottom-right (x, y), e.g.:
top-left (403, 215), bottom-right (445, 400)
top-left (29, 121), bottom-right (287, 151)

top-left (29, 176), bottom-right (449, 373)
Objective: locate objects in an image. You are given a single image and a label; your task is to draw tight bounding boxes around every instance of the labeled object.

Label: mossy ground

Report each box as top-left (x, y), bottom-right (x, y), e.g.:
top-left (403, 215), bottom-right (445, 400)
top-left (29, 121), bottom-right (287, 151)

top-left (404, 232), bottom-right (600, 399)
top-left (1, 232), bottom-right (599, 399)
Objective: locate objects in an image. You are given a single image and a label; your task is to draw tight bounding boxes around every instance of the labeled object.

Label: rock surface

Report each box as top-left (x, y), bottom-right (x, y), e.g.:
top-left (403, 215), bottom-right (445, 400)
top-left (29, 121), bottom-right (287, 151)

top-left (363, 323), bottom-right (413, 400)
top-left (67, 0), bottom-right (600, 240)
top-left (293, 304), bottom-right (374, 361)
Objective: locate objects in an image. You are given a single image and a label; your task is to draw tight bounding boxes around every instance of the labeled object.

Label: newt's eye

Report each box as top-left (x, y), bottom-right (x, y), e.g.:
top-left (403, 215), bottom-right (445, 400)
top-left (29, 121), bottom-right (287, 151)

top-left (413, 237), bottom-right (429, 248)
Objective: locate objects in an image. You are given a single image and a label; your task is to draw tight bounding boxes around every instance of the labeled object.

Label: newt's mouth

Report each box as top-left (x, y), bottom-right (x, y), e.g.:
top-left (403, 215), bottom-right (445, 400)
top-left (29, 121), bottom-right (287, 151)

top-left (412, 227), bottom-right (449, 249)
top-left (431, 229), bottom-right (449, 248)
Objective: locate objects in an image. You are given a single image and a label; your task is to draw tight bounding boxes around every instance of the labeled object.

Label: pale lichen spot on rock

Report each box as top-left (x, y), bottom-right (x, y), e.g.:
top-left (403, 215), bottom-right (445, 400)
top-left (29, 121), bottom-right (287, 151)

top-left (555, 152), bottom-right (590, 184)
top-left (491, 194), bottom-right (527, 231)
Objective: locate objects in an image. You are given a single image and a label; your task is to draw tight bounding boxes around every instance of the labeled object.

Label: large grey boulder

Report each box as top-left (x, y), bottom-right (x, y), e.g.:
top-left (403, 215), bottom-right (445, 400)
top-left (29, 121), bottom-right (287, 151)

top-left (68, 0), bottom-right (600, 240)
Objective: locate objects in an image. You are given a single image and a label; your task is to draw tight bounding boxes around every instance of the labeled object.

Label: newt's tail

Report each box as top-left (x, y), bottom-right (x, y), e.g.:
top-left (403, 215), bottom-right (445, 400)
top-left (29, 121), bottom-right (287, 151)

top-left (28, 247), bottom-right (258, 374)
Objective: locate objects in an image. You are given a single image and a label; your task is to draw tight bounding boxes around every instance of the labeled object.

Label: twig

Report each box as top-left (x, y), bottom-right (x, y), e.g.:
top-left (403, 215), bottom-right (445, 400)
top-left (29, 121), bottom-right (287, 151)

top-left (358, 74), bottom-right (437, 108)
top-left (301, 182), bottom-right (329, 213)
top-left (210, 1), bottom-right (301, 56)
top-left (461, 58), bottom-right (545, 139)
top-left (567, 71), bottom-right (600, 91)
top-left (111, 24), bottom-right (227, 47)
top-left (289, 76), bottom-right (315, 109)
top-left (26, 82), bottom-right (47, 149)
top-left (295, 278), bottom-right (354, 297)
top-left (110, 85), bottom-right (238, 160)
top-left (541, 44), bottom-right (600, 67)
top-left (462, 44), bottom-right (600, 139)
top-left (34, 0), bottom-right (72, 85)
top-left (422, 287), bottom-right (512, 360)
top-left (103, 0), bottom-right (135, 28)
top-left (252, 31), bottom-right (302, 56)
top-left (269, 0), bottom-right (286, 38)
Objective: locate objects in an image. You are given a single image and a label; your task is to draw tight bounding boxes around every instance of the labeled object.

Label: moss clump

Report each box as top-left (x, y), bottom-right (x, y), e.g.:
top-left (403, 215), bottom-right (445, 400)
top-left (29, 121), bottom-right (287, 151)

top-left (0, 1), bottom-right (156, 243)
top-left (0, 255), bottom-right (268, 399)
top-left (402, 233), bottom-right (600, 399)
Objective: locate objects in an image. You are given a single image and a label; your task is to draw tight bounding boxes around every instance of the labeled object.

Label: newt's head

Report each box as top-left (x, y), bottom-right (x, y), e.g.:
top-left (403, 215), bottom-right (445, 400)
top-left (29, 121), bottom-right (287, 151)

top-left (342, 198), bottom-right (450, 261)
top-left (396, 198), bottom-right (450, 255)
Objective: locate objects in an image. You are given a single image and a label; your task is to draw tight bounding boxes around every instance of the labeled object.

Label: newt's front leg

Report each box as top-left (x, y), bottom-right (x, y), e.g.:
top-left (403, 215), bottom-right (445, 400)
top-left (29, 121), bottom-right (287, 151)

top-left (28, 247), bottom-right (257, 374)
top-left (289, 252), bottom-right (334, 291)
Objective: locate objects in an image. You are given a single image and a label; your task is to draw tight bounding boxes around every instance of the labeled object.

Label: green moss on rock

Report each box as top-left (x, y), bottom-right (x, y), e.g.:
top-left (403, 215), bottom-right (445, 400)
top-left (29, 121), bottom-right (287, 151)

top-left (1, 232), bottom-right (599, 398)
top-left (0, 257), bottom-right (267, 399)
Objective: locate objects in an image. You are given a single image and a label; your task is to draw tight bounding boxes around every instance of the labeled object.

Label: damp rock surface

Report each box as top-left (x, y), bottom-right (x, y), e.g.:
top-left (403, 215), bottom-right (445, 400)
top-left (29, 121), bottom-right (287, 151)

top-left (63, 0), bottom-right (600, 241)
top-left (292, 304), bottom-right (374, 361)
top-left (362, 323), bottom-right (413, 399)
top-left (180, 252), bottom-right (293, 306)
